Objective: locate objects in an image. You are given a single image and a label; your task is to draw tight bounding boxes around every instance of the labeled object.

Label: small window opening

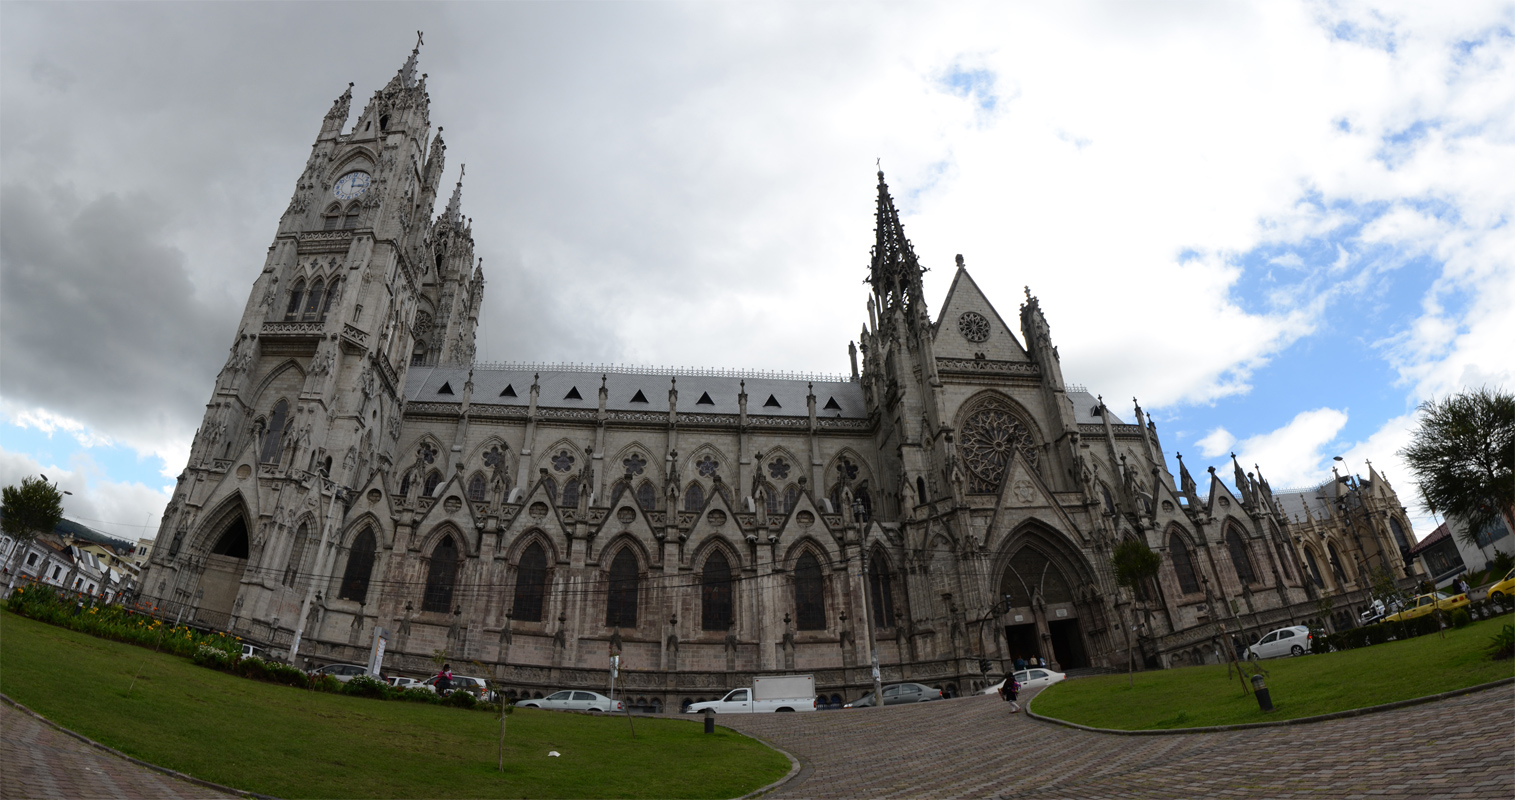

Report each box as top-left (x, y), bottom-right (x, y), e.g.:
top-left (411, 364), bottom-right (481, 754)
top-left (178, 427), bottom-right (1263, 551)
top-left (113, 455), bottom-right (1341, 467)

top-left (564, 387), bottom-right (582, 400)
top-left (500, 384), bottom-right (517, 397)
top-left (696, 392), bottom-right (714, 405)
top-left (438, 382), bottom-right (454, 395)
top-left (763, 395), bottom-right (781, 408)
top-left (824, 397), bottom-right (841, 411)
top-left (379, 114), bottom-right (390, 131)
top-left (630, 390), bottom-right (648, 403)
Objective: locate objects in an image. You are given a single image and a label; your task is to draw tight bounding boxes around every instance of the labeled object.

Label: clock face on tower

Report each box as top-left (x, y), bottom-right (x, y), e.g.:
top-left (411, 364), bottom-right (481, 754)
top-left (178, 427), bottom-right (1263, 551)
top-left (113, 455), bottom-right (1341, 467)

top-left (333, 172), bottom-right (371, 200)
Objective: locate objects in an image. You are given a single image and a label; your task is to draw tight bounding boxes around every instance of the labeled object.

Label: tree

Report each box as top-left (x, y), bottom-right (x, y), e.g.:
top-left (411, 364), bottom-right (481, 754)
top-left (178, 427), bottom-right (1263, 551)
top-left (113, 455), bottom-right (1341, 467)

top-left (2, 476), bottom-right (65, 593)
top-left (1400, 386), bottom-right (1515, 548)
top-left (1111, 537), bottom-right (1162, 685)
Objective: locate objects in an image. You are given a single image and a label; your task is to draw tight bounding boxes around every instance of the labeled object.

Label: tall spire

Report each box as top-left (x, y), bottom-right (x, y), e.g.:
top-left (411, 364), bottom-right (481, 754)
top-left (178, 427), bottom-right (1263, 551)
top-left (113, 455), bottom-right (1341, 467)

top-left (869, 169), bottom-right (925, 312)
top-left (385, 31), bottom-right (424, 92)
top-left (446, 164), bottom-right (465, 224)
top-left (324, 82), bottom-right (354, 132)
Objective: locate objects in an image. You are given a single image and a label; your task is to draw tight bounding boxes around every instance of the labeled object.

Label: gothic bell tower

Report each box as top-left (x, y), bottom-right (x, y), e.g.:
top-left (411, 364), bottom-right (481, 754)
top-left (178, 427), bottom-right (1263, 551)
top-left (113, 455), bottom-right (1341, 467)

top-left (141, 39), bottom-right (483, 638)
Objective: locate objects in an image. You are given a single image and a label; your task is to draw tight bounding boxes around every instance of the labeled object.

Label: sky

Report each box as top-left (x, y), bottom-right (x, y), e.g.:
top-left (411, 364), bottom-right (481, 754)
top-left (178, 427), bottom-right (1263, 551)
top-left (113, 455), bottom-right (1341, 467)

top-left (2, 1), bottom-right (1511, 544)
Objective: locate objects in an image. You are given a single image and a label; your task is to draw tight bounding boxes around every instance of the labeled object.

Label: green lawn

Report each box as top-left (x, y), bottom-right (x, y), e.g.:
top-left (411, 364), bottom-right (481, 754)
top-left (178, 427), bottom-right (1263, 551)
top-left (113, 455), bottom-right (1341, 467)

top-left (1031, 614), bottom-right (1515, 730)
top-left (0, 610), bottom-right (789, 799)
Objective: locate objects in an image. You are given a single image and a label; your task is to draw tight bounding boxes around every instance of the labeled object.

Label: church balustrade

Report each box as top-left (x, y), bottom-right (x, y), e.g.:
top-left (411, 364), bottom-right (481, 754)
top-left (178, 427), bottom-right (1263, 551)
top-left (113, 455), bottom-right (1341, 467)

top-left (261, 321), bottom-right (327, 337)
top-left (935, 358), bottom-right (1042, 377)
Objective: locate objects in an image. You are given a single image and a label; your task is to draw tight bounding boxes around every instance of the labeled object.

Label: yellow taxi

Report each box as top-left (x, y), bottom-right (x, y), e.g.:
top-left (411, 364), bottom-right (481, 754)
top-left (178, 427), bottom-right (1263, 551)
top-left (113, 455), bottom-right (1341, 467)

top-left (1383, 590), bottom-right (1470, 622)
top-left (1487, 567), bottom-right (1515, 600)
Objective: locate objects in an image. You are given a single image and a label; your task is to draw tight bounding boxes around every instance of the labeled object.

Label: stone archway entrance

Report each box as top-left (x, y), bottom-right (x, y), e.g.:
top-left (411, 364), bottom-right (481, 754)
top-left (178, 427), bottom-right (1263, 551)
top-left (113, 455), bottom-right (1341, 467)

top-left (196, 516), bottom-right (249, 627)
top-left (999, 544), bottom-right (1091, 671)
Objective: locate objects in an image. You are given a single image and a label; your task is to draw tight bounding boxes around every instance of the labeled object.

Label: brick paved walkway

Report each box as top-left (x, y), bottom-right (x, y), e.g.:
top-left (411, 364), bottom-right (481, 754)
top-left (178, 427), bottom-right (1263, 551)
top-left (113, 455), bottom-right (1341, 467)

top-left (0, 701), bottom-right (238, 799)
top-left (715, 685), bottom-right (1515, 799)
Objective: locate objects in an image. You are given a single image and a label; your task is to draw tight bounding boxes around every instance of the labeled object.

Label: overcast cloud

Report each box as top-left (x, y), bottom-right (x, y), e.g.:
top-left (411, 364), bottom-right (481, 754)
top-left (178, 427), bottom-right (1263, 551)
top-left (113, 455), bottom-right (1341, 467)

top-left (2, 1), bottom-right (1511, 540)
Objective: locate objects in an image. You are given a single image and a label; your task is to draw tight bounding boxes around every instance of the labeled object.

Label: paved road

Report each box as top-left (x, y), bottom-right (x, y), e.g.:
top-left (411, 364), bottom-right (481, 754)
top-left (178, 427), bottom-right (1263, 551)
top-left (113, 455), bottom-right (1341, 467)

top-left (0, 701), bottom-right (237, 800)
top-left (715, 685), bottom-right (1515, 799)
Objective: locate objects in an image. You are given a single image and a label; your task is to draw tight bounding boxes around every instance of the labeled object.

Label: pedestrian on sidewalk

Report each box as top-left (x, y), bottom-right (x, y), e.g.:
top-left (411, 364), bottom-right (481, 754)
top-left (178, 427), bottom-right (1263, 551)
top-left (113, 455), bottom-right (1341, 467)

top-left (436, 663), bottom-right (454, 695)
top-left (999, 675), bottom-right (1020, 714)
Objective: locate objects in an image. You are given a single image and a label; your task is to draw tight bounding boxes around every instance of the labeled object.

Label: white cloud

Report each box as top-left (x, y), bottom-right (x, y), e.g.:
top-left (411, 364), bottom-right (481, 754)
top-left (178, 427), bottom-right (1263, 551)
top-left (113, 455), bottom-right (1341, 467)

top-left (1196, 428), bottom-right (1237, 459)
top-left (1231, 408), bottom-right (1351, 489)
top-left (0, 446), bottom-right (170, 543)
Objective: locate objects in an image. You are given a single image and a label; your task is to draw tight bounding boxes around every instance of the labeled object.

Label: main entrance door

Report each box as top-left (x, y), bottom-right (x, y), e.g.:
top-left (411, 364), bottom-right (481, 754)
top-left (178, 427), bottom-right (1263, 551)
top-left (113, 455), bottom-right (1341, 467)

top-left (1048, 619), bottom-right (1088, 669)
top-left (1003, 623), bottom-right (1041, 665)
top-left (196, 516), bottom-right (249, 628)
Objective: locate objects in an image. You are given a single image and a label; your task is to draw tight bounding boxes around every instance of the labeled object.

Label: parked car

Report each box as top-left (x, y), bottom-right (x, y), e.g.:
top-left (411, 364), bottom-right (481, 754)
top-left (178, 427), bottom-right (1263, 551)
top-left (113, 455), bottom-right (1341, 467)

top-left (311, 663), bottom-right (370, 682)
top-left (1243, 626), bottom-right (1313, 660)
top-left (1382, 591), bottom-right (1470, 622)
top-left (1487, 568), bottom-right (1515, 600)
top-left (977, 668), bottom-right (1067, 696)
top-left (386, 676), bottom-right (422, 689)
top-left (239, 643), bottom-right (266, 660)
top-left (1359, 599), bottom-right (1402, 625)
top-left (843, 682), bottom-right (942, 708)
top-left (516, 690), bottom-right (623, 713)
top-left (685, 675), bottom-right (817, 714)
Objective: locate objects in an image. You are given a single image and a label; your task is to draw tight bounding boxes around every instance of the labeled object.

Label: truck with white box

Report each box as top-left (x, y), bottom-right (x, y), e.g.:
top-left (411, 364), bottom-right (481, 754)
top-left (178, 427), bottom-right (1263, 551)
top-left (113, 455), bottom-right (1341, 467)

top-left (685, 674), bottom-right (816, 713)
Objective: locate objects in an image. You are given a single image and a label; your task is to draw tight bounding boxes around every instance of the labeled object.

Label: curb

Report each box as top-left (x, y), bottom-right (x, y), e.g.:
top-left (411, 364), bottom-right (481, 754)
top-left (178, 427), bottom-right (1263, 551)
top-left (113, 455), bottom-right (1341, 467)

top-left (725, 725), bottom-right (804, 800)
top-left (1025, 676), bottom-right (1515, 735)
top-left (0, 694), bottom-right (279, 800)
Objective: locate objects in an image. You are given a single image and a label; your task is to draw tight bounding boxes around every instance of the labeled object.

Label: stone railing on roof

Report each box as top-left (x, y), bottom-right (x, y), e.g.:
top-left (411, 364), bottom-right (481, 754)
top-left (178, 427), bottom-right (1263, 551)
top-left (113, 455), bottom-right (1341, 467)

top-left (935, 358), bottom-right (1041, 377)
top-left (469, 361), bottom-right (854, 383)
top-left (1078, 422), bottom-right (1146, 438)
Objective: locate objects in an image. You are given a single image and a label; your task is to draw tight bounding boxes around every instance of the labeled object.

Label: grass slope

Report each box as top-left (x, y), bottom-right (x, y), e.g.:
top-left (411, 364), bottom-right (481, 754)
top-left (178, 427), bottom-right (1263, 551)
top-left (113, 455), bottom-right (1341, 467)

top-left (1032, 614), bottom-right (1515, 730)
top-left (0, 611), bottom-right (789, 799)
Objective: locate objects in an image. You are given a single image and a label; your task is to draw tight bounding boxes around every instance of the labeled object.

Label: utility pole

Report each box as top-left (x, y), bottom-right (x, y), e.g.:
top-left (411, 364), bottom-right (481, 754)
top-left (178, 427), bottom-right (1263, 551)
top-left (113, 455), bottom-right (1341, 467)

top-left (859, 548), bottom-right (884, 710)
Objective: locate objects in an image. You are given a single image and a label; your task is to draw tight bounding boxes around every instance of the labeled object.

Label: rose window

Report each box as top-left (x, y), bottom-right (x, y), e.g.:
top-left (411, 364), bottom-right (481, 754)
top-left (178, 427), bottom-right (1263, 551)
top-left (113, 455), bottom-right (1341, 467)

top-left (696, 455), bottom-right (718, 477)
top-left (418, 443), bottom-right (437, 464)
top-left (552, 450), bottom-right (575, 472)
top-left (767, 458), bottom-right (790, 480)
top-left (958, 312), bottom-right (990, 343)
top-left (622, 453), bottom-right (647, 476)
top-left (483, 446), bottom-right (503, 467)
top-left (960, 402), bottom-right (1036, 493)
top-left (837, 458), bottom-right (859, 482)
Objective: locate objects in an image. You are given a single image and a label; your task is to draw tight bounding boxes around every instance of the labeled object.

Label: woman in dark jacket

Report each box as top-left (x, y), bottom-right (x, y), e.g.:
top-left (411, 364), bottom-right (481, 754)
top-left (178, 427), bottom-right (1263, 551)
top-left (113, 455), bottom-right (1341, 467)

top-left (999, 676), bottom-right (1020, 713)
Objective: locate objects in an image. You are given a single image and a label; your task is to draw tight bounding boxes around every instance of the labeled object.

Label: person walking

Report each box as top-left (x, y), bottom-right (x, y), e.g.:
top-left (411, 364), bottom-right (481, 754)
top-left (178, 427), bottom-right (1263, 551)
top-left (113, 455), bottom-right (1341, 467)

top-left (999, 675), bottom-right (1021, 714)
top-left (436, 663), bottom-right (454, 696)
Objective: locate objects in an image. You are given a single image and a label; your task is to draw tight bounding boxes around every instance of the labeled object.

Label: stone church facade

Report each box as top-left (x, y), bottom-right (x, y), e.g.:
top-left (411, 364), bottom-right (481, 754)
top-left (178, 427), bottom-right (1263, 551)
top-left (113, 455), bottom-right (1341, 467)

top-left (138, 48), bottom-right (1423, 707)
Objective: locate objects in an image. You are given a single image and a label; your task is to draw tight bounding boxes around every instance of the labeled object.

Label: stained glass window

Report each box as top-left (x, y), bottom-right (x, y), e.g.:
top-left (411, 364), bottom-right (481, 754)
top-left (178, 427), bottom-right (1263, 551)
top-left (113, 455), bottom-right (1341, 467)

top-left (467, 474), bottom-right (487, 502)
top-left (285, 281), bottom-right (305, 320)
top-left (701, 551), bottom-right (733, 631)
top-left (513, 542), bottom-right (547, 623)
top-left (260, 400), bottom-right (289, 464)
top-left (767, 458), bottom-right (790, 480)
top-left (422, 536), bottom-right (459, 613)
top-left (783, 485), bottom-right (800, 515)
top-left (1169, 533), bottom-right (1199, 594)
top-left (423, 470), bottom-right (442, 497)
top-left (636, 481), bottom-right (656, 511)
top-left (606, 549), bottom-right (639, 628)
top-left (552, 450), bottom-right (575, 472)
top-left (562, 478), bottom-right (580, 508)
top-left (1226, 527), bottom-right (1256, 585)
top-left (623, 453), bottom-right (647, 475)
top-left (869, 552), bottom-right (895, 627)
top-left (304, 278), bottom-right (325, 319)
top-left (338, 527), bottom-right (376, 602)
top-left (696, 455), bottom-right (718, 477)
top-left (837, 458), bottom-right (859, 482)
top-left (794, 552), bottom-right (826, 630)
top-left (684, 482), bottom-right (705, 512)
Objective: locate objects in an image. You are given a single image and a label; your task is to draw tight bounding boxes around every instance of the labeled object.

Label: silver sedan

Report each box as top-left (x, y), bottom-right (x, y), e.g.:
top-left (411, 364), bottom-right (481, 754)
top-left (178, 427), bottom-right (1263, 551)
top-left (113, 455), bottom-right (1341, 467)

top-left (517, 690), bottom-right (624, 713)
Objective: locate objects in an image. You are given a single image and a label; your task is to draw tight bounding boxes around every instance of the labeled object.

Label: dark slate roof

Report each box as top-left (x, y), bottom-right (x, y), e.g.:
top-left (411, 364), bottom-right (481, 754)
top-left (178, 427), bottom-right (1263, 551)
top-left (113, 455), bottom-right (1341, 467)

top-left (405, 366), bottom-right (866, 419)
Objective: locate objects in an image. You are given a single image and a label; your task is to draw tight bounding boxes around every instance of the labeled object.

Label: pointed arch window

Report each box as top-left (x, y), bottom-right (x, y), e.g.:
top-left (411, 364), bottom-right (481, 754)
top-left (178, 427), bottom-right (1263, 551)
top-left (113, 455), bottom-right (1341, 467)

top-left (636, 481), bottom-right (656, 511)
top-left (512, 541), bottom-right (548, 623)
top-left (783, 484), bottom-right (800, 515)
top-left (701, 550), bottom-right (734, 631)
top-left (283, 522), bottom-right (310, 587)
top-left (303, 278), bottom-right (325, 320)
top-left (285, 281), bottom-right (306, 320)
top-left (260, 400), bottom-right (290, 464)
top-left (338, 527), bottom-right (377, 602)
top-left (1225, 527), bottom-right (1256, 585)
top-left (343, 203), bottom-right (360, 229)
top-left (423, 470), bottom-right (443, 498)
top-left (411, 341), bottom-right (428, 367)
top-left (323, 204), bottom-right (343, 230)
top-left (467, 474), bottom-right (487, 503)
top-left (1326, 542), bottom-right (1348, 585)
top-left (868, 552), bottom-right (895, 627)
top-left (609, 480), bottom-right (629, 507)
top-left (794, 552), bottom-right (826, 630)
top-left (1275, 542), bottom-right (1293, 580)
top-left (1389, 517), bottom-right (1410, 552)
top-left (762, 483), bottom-right (780, 517)
top-left (562, 478), bottom-right (580, 508)
top-left (684, 482), bottom-right (705, 513)
top-left (1303, 548), bottom-right (1325, 588)
top-left (1168, 532), bottom-right (1199, 594)
top-left (399, 472), bottom-right (411, 497)
top-left (422, 535), bottom-right (459, 612)
top-left (320, 278), bottom-right (339, 321)
top-left (605, 549), bottom-right (639, 628)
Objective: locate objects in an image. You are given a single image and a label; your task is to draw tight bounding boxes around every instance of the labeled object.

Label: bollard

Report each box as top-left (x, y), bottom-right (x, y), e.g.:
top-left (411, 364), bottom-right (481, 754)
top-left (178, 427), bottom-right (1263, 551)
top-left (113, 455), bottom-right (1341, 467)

top-left (1250, 673), bottom-right (1273, 712)
top-left (703, 708), bottom-right (715, 734)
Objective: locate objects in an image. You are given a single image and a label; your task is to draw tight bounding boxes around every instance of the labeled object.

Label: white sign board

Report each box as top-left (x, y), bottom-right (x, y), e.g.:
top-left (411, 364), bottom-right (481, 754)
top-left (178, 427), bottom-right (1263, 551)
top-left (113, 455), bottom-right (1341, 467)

top-left (368, 626), bottom-right (390, 677)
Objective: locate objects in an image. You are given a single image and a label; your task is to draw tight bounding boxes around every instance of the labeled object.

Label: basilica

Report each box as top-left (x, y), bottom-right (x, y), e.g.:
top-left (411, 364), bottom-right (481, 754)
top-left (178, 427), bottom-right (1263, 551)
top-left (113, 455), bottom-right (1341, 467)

top-left (139, 46), bottom-right (1424, 707)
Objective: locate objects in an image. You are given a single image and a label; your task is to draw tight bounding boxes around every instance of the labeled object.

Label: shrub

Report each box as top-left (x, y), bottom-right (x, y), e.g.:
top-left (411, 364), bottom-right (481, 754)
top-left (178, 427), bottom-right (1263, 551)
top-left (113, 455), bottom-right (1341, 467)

top-left (399, 687), bottom-right (442, 704)
top-left (1450, 608), bottom-right (1472, 629)
top-left (311, 674), bottom-right (343, 693)
top-left (445, 689), bottom-right (477, 709)
top-left (1490, 551), bottom-right (1515, 577)
top-left (1489, 624), bottom-right (1514, 660)
top-left (342, 674), bottom-right (391, 700)
top-left (192, 644), bottom-right (234, 671)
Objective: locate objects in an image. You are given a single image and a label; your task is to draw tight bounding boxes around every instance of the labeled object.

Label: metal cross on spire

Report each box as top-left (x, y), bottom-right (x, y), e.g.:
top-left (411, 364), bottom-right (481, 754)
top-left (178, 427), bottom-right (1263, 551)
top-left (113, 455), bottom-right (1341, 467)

top-left (416, 30), bottom-right (425, 49)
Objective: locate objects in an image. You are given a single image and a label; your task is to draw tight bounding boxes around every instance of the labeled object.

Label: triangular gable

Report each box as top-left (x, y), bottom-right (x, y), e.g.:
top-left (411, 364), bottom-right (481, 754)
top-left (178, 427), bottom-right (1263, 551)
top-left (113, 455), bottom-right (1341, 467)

top-left (989, 449), bottom-right (1090, 548)
top-left (348, 471), bottom-right (397, 547)
top-left (931, 266), bottom-right (1030, 361)
top-left (588, 498), bottom-right (660, 566)
top-left (410, 471), bottom-right (481, 556)
top-left (775, 487), bottom-right (839, 541)
top-left (1205, 468), bottom-right (1243, 520)
top-left (690, 489), bottom-right (739, 537)
top-left (498, 478), bottom-right (571, 540)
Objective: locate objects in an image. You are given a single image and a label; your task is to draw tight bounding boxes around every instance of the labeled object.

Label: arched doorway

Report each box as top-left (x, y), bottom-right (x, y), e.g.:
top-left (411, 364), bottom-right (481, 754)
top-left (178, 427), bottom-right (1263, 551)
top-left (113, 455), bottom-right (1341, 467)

top-left (999, 544), bottom-right (1090, 670)
top-left (198, 514), bottom-right (250, 626)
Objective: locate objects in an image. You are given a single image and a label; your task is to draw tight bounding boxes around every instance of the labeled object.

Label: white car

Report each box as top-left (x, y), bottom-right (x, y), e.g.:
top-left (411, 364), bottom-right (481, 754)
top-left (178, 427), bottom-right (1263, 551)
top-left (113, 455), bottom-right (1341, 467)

top-left (311, 663), bottom-right (371, 683)
top-left (1243, 625), bottom-right (1312, 659)
top-left (386, 676), bottom-right (422, 689)
top-left (978, 668), bottom-right (1067, 696)
top-left (517, 690), bottom-right (624, 713)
